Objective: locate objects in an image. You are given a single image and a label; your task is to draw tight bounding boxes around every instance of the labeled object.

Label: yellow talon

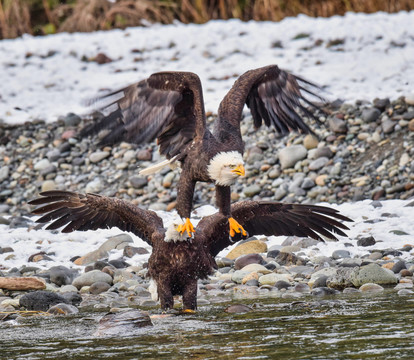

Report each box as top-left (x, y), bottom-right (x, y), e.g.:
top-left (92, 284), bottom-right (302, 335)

top-left (175, 218), bottom-right (195, 238)
top-left (181, 309), bottom-right (196, 314)
top-left (228, 217), bottom-right (247, 238)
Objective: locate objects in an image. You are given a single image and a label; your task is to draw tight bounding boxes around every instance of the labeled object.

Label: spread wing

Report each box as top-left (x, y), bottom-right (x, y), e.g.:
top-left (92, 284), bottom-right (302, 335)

top-left (28, 191), bottom-right (164, 246)
top-left (81, 71), bottom-right (206, 159)
top-left (215, 65), bottom-right (324, 140)
top-left (196, 201), bottom-right (352, 257)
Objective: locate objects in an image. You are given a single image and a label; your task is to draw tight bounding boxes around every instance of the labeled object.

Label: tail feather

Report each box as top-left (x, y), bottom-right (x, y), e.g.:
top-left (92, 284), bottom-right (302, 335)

top-left (139, 156), bottom-right (178, 176)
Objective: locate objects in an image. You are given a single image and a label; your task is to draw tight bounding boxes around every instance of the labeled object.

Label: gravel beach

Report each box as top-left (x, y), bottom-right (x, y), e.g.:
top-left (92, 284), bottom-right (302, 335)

top-left (1, 95), bottom-right (414, 318)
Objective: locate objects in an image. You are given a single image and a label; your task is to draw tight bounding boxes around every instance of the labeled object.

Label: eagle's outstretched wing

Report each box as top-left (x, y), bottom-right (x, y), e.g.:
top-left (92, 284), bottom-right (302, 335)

top-left (29, 191), bottom-right (164, 246)
top-left (215, 65), bottom-right (324, 139)
top-left (81, 71), bottom-right (206, 159)
top-left (196, 201), bottom-right (352, 257)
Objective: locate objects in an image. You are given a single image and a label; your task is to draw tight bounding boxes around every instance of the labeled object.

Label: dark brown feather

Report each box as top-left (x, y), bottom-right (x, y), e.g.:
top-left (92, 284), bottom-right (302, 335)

top-left (30, 191), bottom-right (164, 245)
top-left (198, 201), bottom-right (353, 257)
top-left (81, 72), bottom-right (206, 159)
top-left (216, 65), bottom-right (324, 138)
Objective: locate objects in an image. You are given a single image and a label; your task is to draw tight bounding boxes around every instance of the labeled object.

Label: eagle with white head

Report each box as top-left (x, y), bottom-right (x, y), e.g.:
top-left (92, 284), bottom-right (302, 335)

top-left (81, 65), bottom-right (323, 239)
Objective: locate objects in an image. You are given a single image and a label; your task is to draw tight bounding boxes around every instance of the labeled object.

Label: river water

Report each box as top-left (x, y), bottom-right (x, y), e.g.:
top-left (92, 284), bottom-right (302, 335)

top-left (1, 291), bottom-right (413, 359)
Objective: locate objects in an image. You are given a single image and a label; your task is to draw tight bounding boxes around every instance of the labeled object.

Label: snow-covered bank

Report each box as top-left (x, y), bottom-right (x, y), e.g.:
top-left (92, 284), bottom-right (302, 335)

top-left (1, 11), bottom-right (414, 124)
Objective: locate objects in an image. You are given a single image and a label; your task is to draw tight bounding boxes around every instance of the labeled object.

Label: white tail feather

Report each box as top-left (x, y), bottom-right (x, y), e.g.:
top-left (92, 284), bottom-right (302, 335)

top-left (139, 156), bottom-right (178, 176)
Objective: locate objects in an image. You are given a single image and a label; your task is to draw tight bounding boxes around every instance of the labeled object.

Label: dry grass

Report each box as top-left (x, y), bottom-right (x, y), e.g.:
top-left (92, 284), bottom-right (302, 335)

top-left (0, 0), bottom-right (413, 39)
top-left (0, 0), bottom-right (31, 39)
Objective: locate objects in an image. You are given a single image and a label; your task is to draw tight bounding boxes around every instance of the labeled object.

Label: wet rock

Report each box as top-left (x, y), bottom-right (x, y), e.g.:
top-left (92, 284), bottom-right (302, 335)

top-left (60, 291), bottom-right (82, 306)
top-left (311, 287), bottom-right (340, 296)
top-left (95, 310), bottom-right (152, 336)
top-left (243, 185), bottom-right (261, 197)
top-left (20, 290), bottom-right (70, 311)
top-left (224, 304), bottom-right (253, 313)
top-left (359, 283), bottom-right (384, 293)
top-left (47, 303), bottom-right (79, 315)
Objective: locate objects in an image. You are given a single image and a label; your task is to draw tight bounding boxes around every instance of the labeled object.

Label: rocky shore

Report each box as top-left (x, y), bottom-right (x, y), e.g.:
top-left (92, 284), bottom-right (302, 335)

top-left (0, 96), bottom-right (414, 322)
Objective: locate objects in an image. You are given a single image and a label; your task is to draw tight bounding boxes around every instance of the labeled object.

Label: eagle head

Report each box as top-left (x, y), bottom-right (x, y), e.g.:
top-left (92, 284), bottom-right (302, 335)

top-left (207, 151), bottom-right (245, 186)
top-left (165, 222), bottom-right (191, 243)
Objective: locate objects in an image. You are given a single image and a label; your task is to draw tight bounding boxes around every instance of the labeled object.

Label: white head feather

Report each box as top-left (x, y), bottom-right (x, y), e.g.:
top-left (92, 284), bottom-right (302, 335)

top-left (164, 221), bottom-right (190, 243)
top-left (207, 151), bottom-right (245, 186)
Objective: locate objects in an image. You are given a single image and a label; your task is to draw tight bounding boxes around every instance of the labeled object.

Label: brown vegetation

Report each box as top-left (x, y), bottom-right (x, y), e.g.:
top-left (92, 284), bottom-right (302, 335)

top-left (0, 0), bottom-right (413, 39)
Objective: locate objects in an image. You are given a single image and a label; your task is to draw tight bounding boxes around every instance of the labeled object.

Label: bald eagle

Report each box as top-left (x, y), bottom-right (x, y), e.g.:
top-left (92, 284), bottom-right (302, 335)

top-left (29, 190), bottom-right (351, 311)
top-left (81, 65), bottom-right (324, 239)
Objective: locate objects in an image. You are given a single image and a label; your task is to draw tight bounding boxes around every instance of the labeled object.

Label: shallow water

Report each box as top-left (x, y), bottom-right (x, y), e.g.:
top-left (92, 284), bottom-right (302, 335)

top-left (1, 292), bottom-right (414, 360)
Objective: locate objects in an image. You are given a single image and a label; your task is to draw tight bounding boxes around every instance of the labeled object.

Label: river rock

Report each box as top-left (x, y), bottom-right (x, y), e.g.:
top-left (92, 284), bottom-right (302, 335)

top-left (231, 270), bottom-right (251, 284)
top-left (240, 263), bottom-right (271, 274)
top-left (278, 145), bottom-right (307, 169)
top-left (243, 185), bottom-right (261, 197)
top-left (303, 134), bottom-right (318, 149)
top-left (311, 274), bottom-right (328, 288)
top-left (19, 290), bottom-right (70, 311)
top-left (95, 310), bottom-right (152, 336)
top-left (123, 246), bottom-right (149, 257)
top-left (224, 304), bottom-right (253, 313)
top-left (258, 273), bottom-right (292, 286)
top-left (90, 281), bottom-right (112, 295)
top-left (362, 108), bottom-right (381, 122)
top-left (308, 157), bottom-right (329, 171)
top-left (0, 277), bottom-right (46, 290)
top-left (234, 253), bottom-right (264, 269)
top-left (99, 234), bottom-right (134, 252)
top-left (74, 248), bottom-right (108, 266)
top-left (47, 303), bottom-right (79, 315)
top-left (357, 236), bottom-right (376, 247)
top-left (326, 267), bottom-right (358, 290)
top-left (72, 270), bottom-right (113, 289)
top-left (351, 263), bottom-right (398, 287)
top-left (49, 265), bottom-right (77, 286)
top-left (275, 252), bottom-right (305, 266)
top-left (331, 250), bottom-right (351, 260)
top-left (226, 240), bottom-right (268, 260)
top-left (89, 151), bottom-right (110, 163)
top-left (329, 117), bottom-right (347, 133)
top-left (359, 283), bottom-right (384, 293)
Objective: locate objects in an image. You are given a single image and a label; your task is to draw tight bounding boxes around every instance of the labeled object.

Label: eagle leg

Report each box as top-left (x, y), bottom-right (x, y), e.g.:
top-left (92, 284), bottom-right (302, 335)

top-left (175, 217), bottom-right (195, 238)
top-left (228, 217), bottom-right (248, 238)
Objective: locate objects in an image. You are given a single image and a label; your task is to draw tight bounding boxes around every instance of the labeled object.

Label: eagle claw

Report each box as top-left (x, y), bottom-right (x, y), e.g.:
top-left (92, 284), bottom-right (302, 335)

top-left (175, 218), bottom-right (195, 238)
top-left (228, 217), bottom-right (247, 238)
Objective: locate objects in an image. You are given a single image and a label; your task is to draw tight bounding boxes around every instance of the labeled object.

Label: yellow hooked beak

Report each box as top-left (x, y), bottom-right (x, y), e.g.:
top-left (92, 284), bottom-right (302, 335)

top-left (231, 164), bottom-right (245, 177)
